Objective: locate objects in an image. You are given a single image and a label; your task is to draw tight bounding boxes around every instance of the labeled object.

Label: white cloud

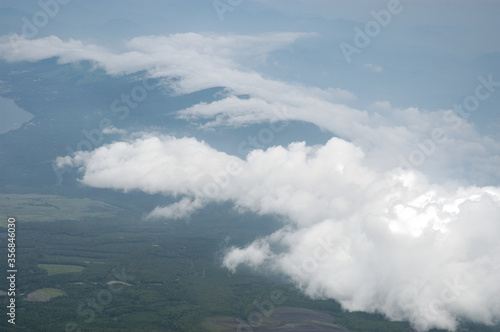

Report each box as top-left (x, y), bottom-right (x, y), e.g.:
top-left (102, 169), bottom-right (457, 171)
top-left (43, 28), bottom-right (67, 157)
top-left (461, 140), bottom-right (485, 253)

top-left (224, 239), bottom-right (271, 272)
top-left (5, 31), bottom-right (499, 330)
top-left (56, 135), bottom-right (242, 197)
top-left (364, 63), bottom-right (383, 73)
top-left (57, 133), bottom-right (500, 331)
top-left (147, 197), bottom-right (205, 220)
top-left (2, 33), bottom-right (499, 183)
top-left (102, 126), bottom-right (127, 135)
top-left (0, 32), bottom-right (315, 77)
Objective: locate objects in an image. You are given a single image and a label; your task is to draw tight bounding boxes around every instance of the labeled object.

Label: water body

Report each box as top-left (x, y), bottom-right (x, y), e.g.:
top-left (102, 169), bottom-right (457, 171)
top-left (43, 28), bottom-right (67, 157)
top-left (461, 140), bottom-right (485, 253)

top-left (0, 96), bottom-right (34, 134)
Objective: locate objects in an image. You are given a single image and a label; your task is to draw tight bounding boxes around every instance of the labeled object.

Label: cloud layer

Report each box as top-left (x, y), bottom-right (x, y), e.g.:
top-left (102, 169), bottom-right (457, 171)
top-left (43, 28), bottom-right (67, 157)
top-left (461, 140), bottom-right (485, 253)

top-left (58, 134), bottom-right (500, 331)
top-left (2, 33), bottom-right (499, 184)
top-left (3, 32), bottom-right (499, 331)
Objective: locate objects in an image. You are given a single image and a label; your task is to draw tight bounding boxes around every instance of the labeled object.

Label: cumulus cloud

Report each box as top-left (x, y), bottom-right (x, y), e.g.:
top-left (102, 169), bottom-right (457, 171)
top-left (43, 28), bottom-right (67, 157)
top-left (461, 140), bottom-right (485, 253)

top-left (57, 133), bottom-right (500, 331)
top-left (56, 135), bottom-right (242, 196)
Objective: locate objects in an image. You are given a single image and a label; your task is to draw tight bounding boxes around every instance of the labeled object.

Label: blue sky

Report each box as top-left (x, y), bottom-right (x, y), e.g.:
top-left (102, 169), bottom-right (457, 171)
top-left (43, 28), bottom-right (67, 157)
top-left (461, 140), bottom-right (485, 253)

top-left (1, 1), bottom-right (500, 331)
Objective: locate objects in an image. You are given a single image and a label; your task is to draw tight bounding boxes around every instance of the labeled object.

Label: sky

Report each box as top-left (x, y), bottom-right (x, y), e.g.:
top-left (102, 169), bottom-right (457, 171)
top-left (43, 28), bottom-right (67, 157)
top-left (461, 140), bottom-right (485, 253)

top-left (1, 1), bottom-right (500, 331)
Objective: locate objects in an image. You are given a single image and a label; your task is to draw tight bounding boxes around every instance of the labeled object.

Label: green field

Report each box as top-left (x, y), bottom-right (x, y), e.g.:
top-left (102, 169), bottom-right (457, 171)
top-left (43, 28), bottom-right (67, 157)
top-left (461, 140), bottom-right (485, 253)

top-left (38, 264), bottom-right (85, 276)
top-left (0, 194), bottom-right (121, 225)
